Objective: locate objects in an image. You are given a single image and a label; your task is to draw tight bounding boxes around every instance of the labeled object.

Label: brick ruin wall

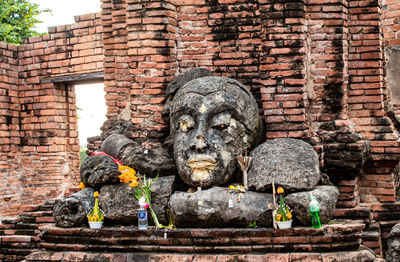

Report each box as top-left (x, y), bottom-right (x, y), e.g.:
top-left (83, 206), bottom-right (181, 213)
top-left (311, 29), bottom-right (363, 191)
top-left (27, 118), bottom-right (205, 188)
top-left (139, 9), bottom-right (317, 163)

top-left (0, 13), bottom-right (103, 218)
top-left (99, 0), bottom-right (399, 207)
top-left (385, 0), bottom-right (400, 125)
top-left (0, 0), bottom-right (400, 224)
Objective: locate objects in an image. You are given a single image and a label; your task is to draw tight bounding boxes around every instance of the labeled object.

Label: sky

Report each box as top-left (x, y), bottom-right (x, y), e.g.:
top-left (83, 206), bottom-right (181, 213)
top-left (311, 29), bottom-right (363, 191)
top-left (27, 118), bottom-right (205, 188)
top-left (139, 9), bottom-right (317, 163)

top-left (32, 0), bottom-right (101, 33)
top-left (75, 84), bottom-right (107, 148)
top-left (31, 1), bottom-right (106, 147)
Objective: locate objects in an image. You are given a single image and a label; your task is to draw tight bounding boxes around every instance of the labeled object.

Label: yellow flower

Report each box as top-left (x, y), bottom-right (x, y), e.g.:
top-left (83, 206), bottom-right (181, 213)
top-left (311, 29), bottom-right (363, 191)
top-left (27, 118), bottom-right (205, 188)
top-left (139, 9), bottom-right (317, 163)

top-left (229, 185), bottom-right (236, 190)
top-left (275, 214), bottom-right (282, 221)
top-left (78, 182), bottom-right (85, 190)
top-left (118, 165), bottom-right (128, 172)
top-left (129, 180), bottom-right (139, 187)
top-left (126, 170), bottom-right (136, 176)
top-left (277, 187), bottom-right (284, 194)
top-left (118, 165), bottom-right (138, 185)
top-left (287, 212), bottom-right (292, 220)
top-left (119, 165), bottom-right (136, 175)
top-left (94, 191), bottom-right (100, 198)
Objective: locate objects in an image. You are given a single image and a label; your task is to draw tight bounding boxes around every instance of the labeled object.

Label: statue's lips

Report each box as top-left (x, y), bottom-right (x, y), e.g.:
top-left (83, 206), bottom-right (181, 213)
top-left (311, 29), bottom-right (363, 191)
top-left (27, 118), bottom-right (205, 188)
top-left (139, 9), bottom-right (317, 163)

top-left (187, 157), bottom-right (217, 169)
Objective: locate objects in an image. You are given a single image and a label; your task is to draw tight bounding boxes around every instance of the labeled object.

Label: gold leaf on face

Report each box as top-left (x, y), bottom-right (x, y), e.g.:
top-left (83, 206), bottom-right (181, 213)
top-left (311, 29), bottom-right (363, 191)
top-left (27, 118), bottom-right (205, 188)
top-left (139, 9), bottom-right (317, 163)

top-left (199, 103), bottom-right (207, 114)
top-left (179, 119), bottom-right (190, 132)
top-left (192, 169), bottom-right (211, 181)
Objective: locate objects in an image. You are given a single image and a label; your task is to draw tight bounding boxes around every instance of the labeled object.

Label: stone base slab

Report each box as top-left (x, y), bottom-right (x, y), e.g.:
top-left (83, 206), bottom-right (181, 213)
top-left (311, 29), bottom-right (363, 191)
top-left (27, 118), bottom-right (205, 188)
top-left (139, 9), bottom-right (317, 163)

top-left (36, 221), bottom-right (365, 254)
top-left (25, 250), bottom-right (381, 262)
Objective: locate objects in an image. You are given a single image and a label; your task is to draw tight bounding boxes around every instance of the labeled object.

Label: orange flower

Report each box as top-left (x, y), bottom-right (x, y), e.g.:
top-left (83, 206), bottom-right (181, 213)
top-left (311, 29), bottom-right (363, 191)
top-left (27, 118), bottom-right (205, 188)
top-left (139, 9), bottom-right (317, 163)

top-left (275, 213), bottom-right (282, 221)
top-left (118, 165), bottom-right (128, 172)
top-left (118, 165), bottom-right (138, 185)
top-left (93, 191), bottom-right (100, 198)
top-left (78, 182), bottom-right (85, 190)
top-left (129, 180), bottom-right (139, 188)
top-left (287, 212), bottom-right (292, 220)
top-left (277, 187), bottom-right (284, 194)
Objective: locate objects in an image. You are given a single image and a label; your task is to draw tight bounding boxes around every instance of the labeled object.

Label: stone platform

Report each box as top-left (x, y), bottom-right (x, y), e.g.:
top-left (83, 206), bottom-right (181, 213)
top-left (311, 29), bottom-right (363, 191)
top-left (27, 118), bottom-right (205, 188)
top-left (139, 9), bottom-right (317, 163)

top-left (0, 201), bottom-right (384, 262)
top-left (25, 250), bottom-right (379, 262)
top-left (37, 222), bottom-right (365, 254)
top-left (38, 221), bottom-right (364, 253)
top-left (19, 221), bottom-right (380, 262)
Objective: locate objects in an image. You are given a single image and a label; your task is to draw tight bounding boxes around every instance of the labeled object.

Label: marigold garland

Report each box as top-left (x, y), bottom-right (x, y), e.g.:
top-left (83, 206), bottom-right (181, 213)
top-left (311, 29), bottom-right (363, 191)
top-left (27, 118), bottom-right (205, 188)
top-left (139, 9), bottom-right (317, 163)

top-left (118, 165), bottom-right (138, 184)
top-left (78, 182), bottom-right (85, 190)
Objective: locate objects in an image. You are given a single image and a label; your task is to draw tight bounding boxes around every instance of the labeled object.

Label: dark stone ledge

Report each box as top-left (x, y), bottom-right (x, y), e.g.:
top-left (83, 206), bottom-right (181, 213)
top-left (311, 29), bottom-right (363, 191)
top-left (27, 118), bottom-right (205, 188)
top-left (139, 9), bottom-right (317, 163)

top-left (37, 221), bottom-right (365, 254)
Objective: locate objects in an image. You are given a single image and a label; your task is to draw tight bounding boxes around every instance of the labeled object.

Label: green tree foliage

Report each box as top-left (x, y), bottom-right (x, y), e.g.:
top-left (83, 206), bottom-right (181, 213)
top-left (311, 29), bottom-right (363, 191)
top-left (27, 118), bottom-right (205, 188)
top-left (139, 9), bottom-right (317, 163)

top-left (0, 0), bottom-right (50, 44)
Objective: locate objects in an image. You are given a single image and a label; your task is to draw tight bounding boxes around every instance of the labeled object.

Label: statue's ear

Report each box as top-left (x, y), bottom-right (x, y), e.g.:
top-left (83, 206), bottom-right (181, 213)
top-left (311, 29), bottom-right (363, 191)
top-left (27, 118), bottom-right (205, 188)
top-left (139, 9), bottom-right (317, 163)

top-left (163, 135), bottom-right (173, 154)
top-left (247, 118), bottom-right (265, 152)
top-left (162, 97), bottom-right (172, 122)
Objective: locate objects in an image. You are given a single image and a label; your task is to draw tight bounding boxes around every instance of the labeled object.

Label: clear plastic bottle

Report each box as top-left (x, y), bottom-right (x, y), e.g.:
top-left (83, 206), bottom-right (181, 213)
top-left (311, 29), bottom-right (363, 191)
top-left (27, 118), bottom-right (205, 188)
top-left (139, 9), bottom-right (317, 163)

top-left (138, 205), bottom-right (148, 230)
top-left (309, 195), bottom-right (321, 228)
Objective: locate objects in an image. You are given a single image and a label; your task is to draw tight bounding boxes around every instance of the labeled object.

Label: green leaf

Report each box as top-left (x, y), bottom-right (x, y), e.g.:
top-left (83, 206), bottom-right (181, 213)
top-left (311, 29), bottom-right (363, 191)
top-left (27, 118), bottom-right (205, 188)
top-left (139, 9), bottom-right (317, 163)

top-left (0, 0), bottom-right (51, 44)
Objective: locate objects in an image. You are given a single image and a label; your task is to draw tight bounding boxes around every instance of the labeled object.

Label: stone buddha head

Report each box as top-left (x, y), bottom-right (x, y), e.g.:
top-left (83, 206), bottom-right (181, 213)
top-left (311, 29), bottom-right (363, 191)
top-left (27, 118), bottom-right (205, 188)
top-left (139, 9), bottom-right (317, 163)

top-left (169, 75), bottom-right (262, 188)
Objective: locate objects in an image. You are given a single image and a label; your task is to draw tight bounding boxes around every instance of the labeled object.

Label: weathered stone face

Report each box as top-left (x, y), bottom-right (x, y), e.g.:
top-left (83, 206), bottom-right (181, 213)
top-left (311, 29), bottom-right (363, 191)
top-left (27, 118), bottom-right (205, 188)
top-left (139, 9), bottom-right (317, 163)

top-left (170, 76), bottom-right (261, 188)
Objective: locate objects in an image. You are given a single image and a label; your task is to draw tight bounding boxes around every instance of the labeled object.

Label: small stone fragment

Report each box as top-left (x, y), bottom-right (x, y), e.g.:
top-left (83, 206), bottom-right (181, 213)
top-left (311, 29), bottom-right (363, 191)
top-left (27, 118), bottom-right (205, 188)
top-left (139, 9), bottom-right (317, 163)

top-left (80, 155), bottom-right (120, 189)
top-left (101, 133), bottom-right (177, 177)
top-left (119, 143), bottom-right (177, 177)
top-left (284, 185), bottom-right (339, 225)
top-left (101, 133), bottom-right (138, 160)
top-left (53, 188), bottom-right (95, 228)
top-left (387, 223), bottom-right (400, 262)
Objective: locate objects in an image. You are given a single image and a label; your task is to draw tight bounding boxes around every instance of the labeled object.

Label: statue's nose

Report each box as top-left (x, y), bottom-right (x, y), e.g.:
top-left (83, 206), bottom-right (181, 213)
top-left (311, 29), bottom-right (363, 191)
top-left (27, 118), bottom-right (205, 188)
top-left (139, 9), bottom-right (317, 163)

top-left (191, 134), bottom-right (208, 151)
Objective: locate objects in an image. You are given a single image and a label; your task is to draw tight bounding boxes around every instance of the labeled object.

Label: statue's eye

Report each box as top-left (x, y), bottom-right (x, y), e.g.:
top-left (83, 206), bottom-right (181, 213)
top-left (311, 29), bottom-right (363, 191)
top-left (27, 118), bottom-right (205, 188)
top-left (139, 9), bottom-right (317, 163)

top-left (211, 113), bottom-right (231, 130)
top-left (178, 115), bottom-right (195, 132)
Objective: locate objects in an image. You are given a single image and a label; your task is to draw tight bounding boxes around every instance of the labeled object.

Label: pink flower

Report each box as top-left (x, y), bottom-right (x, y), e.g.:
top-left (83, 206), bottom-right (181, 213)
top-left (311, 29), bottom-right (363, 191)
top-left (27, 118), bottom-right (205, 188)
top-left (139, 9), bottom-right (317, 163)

top-left (144, 203), bottom-right (150, 209)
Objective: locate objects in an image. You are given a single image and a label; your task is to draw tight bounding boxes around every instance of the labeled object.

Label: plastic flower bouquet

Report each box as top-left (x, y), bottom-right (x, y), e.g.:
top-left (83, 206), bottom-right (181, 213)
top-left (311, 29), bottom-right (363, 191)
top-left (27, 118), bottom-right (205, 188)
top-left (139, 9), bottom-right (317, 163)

top-left (118, 165), bottom-right (161, 229)
top-left (87, 191), bottom-right (104, 229)
top-left (274, 187), bottom-right (293, 229)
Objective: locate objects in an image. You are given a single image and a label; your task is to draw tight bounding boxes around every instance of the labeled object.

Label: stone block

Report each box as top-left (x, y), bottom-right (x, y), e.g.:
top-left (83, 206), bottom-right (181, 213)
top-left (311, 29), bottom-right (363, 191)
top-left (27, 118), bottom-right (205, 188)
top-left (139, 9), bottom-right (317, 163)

top-left (100, 176), bottom-right (175, 225)
top-left (169, 186), bottom-right (273, 228)
top-left (285, 185), bottom-right (339, 225)
top-left (248, 139), bottom-right (320, 192)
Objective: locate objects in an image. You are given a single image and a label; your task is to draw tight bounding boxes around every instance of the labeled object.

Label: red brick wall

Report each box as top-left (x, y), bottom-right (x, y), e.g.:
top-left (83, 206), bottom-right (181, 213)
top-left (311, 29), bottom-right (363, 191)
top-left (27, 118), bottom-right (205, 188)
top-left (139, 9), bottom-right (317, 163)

top-left (382, 0), bottom-right (400, 199)
top-left (1, 0), bottom-right (400, 219)
top-left (100, 0), bottom-right (399, 205)
top-left (383, 0), bottom-right (400, 47)
top-left (0, 13), bottom-right (103, 218)
top-left (383, 0), bottom-right (400, 122)
top-left (101, 0), bottom-right (177, 139)
top-left (102, 0), bottom-right (311, 140)
top-left (348, 1), bottom-right (397, 204)
top-left (0, 42), bottom-right (22, 218)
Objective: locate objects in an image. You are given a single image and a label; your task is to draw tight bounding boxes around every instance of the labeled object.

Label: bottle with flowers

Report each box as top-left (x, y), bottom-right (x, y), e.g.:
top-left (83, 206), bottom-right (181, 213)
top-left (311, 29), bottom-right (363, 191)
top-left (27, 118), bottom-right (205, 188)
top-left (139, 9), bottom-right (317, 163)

top-left (118, 165), bottom-right (162, 229)
top-left (274, 186), bottom-right (293, 229)
top-left (87, 191), bottom-right (104, 229)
